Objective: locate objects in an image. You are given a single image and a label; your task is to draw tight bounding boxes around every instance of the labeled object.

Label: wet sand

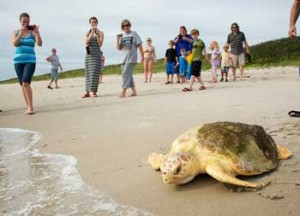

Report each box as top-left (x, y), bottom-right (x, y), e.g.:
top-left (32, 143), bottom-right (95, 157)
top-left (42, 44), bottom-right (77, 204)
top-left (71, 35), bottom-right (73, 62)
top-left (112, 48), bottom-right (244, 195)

top-left (0, 67), bottom-right (299, 216)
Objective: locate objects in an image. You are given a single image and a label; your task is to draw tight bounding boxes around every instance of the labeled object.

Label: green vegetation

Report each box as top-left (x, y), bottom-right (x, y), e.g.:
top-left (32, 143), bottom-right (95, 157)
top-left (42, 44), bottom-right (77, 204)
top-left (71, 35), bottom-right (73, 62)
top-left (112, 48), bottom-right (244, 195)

top-left (247, 37), bottom-right (300, 67)
top-left (1, 37), bottom-right (300, 84)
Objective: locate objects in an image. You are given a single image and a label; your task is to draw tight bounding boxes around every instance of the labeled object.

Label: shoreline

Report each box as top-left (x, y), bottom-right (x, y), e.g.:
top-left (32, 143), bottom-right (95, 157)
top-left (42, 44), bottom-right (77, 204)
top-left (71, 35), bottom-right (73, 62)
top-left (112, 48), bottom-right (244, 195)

top-left (1, 67), bottom-right (300, 216)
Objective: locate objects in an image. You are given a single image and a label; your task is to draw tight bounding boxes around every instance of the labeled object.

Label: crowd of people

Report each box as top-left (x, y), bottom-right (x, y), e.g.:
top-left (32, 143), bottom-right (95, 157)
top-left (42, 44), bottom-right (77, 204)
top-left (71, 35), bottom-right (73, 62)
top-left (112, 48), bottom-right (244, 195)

top-left (9, 0), bottom-right (299, 114)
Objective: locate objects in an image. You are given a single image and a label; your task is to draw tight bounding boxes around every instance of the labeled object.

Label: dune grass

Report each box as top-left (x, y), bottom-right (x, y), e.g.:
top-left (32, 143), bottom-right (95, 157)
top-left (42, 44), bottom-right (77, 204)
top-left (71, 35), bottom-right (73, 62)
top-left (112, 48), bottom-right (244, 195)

top-left (1, 37), bottom-right (300, 85)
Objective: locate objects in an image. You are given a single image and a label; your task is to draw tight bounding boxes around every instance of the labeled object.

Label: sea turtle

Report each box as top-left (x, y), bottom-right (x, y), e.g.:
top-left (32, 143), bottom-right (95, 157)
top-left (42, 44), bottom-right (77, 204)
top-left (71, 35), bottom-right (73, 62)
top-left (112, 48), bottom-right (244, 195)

top-left (148, 122), bottom-right (292, 189)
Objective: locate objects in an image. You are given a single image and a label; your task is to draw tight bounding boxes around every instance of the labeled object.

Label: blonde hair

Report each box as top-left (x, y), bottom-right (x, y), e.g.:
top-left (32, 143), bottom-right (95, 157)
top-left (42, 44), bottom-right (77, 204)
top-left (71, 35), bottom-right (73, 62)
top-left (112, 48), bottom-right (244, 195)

top-left (210, 41), bottom-right (219, 51)
top-left (169, 40), bottom-right (175, 45)
top-left (190, 29), bottom-right (199, 35)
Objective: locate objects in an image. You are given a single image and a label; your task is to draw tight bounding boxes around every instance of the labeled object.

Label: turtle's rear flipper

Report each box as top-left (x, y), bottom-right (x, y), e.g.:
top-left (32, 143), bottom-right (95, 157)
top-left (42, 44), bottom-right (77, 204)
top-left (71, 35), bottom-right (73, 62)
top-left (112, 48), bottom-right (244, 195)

top-left (206, 163), bottom-right (269, 189)
top-left (288, 110), bottom-right (300, 118)
top-left (148, 153), bottom-right (165, 171)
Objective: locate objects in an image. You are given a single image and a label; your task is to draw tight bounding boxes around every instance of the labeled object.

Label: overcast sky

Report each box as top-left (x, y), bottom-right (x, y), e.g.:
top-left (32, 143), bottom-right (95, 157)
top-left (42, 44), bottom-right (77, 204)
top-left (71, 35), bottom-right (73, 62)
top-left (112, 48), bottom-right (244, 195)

top-left (0, 0), bottom-right (292, 80)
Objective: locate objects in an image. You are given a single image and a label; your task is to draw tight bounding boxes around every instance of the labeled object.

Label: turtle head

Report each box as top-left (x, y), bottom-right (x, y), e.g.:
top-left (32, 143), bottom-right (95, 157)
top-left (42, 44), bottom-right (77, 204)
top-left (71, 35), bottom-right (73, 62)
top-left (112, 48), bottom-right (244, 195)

top-left (160, 152), bottom-right (198, 185)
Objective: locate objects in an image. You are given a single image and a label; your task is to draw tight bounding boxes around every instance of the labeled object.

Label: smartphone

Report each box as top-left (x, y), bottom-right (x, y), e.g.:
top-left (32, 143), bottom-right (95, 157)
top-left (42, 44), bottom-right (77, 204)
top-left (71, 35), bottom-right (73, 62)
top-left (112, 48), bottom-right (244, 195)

top-left (27, 25), bottom-right (35, 30)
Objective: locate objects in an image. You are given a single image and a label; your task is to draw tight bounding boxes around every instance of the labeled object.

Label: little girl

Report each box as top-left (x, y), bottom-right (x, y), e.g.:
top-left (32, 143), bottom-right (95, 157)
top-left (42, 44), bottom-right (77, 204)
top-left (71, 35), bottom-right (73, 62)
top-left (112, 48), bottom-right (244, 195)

top-left (209, 41), bottom-right (220, 83)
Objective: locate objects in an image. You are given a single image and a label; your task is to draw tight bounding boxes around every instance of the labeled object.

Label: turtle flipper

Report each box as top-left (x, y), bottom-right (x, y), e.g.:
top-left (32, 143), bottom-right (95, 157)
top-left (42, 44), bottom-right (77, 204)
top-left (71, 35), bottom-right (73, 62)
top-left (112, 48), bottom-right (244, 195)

top-left (206, 163), bottom-right (269, 189)
top-left (148, 153), bottom-right (165, 171)
top-left (277, 145), bottom-right (292, 160)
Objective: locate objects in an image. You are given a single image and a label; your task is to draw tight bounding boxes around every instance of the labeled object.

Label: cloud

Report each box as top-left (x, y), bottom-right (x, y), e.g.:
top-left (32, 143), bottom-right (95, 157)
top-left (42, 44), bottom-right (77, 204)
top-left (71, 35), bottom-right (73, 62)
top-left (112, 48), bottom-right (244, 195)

top-left (0, 0), bottom-right (291, 80)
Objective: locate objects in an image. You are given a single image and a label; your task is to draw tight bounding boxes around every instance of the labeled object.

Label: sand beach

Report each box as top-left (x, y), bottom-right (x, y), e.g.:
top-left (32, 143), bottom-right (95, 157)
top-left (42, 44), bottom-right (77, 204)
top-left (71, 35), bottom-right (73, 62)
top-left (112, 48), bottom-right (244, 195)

top-left (0, 67), bottom-right (299, 216)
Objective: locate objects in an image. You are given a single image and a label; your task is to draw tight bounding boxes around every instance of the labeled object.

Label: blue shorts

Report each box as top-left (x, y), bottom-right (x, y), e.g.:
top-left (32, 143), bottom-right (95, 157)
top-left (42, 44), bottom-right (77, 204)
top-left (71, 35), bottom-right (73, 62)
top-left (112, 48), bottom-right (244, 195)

top-left (51, 69), bottom-right (59, 80)
top-left (14, 63), bottom-right (36, 85)
top-left (221, 67), bottom-right (230, 73)
top-left (166, 61), bottom-right (176, 75)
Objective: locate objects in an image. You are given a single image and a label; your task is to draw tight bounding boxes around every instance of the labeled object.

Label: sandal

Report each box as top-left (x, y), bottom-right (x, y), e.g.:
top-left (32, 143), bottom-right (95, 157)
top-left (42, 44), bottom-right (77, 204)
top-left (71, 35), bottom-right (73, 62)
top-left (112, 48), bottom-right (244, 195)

top-left (165, 81), bottom-right (171, 85)
top-left (288, 110), bottom-right (300, 118)
top-left (182, 87), bottom-right (192, 92)
top-left (199, 86), bottom-right (206, 90)
top-left (82, 93), bottom-right (90, 98)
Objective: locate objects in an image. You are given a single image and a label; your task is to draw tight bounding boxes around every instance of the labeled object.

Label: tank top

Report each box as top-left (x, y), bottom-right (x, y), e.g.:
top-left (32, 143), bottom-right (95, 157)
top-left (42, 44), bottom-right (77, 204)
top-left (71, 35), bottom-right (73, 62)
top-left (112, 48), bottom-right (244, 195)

top-left (14, 30), bottom-right (36, 64)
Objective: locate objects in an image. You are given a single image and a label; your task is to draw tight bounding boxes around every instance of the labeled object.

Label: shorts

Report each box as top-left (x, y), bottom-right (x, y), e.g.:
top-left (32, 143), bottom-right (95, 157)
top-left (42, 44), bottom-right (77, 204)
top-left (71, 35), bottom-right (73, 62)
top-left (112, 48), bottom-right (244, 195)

top-left (191, 61), bottom-right (202, 77)
top-left (179, 70), bottom-right (187, 77)
top-left (231, 53), bottom-right (245, 67)
top-left (51, 68), bottom-right (59, 80)
top-left (14, 63), bottom-right (36, 85)
top-left (221, 66), bottom-right (230, 73)
top-left (179, 65), bottom-right (187, 77)
top-left (166, 61), bottom-right (176, 75)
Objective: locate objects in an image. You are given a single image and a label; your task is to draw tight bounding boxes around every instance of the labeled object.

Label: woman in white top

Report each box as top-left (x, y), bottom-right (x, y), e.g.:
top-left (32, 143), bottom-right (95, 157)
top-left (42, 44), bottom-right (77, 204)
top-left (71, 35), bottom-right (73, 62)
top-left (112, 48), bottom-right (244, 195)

top-left (143, 37), bottom-right (156, 83)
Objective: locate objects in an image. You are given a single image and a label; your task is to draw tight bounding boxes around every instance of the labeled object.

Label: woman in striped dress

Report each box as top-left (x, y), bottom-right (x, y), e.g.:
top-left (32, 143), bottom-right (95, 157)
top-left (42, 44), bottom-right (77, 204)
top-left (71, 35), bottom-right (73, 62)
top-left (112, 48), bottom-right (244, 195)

top-left (82, 17), bottom-right (104, 98)
top-left (12, 12), bottom-right (42, 114)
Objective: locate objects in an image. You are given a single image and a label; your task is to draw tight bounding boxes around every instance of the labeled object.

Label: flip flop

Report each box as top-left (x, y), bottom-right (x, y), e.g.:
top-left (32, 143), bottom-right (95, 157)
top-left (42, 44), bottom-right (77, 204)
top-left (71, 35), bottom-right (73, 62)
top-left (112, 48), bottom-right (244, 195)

top-left (199, 86), bottom-right (206, 90)
top-left (288, 110), bottom-right (300, 118)
top-left (182, 87), bottom-right (192, 92)
top-left (82, 93), bottom-right (90, 98)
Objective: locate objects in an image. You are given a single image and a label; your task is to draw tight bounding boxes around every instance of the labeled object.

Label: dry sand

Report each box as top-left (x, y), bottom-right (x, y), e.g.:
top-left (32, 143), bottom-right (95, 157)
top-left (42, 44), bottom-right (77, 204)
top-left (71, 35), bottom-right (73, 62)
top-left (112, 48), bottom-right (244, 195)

top-left (0, 67), bottom-right (300, 216)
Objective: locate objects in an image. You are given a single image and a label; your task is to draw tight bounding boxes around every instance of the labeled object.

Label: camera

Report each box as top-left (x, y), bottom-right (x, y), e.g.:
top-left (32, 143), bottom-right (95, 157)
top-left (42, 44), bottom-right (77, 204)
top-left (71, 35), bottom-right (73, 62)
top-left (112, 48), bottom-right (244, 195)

top-left (178, 35), bottom-right (183, 40)
top-left (86, 46), bottom-right (91, 55)
top-left (27, 25), bottom-right (35, 30)
top-left (117, 33), bottom-right (123, 37)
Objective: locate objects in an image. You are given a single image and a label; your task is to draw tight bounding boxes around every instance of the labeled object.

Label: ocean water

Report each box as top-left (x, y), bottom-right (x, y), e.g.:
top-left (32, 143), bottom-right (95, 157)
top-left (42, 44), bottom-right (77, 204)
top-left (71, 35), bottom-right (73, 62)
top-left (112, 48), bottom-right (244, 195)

top-left (0, 128), bottom-right (153, 216)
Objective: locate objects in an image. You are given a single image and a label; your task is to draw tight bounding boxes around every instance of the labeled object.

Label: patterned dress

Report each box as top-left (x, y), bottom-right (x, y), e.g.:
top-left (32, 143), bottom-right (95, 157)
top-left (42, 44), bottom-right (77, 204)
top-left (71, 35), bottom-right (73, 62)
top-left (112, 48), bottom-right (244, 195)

top-left (85, 35), bottom-right (102, 92)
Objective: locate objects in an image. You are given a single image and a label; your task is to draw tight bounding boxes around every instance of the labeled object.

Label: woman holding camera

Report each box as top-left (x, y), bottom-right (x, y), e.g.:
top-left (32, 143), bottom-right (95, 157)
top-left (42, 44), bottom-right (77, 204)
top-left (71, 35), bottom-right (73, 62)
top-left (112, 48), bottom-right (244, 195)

top-left (174, 26), bottom-right (193, 83)
top-left (82, 16), bottom-right (104, 98)
top-left (116, 19), bottom-right (144, 98)
top-left (12, 12), bottom-right (42, 114)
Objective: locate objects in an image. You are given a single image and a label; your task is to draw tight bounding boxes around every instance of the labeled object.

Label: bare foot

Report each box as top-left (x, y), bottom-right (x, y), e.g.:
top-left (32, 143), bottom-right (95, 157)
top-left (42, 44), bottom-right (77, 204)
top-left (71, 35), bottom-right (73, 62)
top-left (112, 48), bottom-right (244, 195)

top-left (129, 93), bottom-right (137, 97)
top-left (24, 109), bottom-right (34, 115)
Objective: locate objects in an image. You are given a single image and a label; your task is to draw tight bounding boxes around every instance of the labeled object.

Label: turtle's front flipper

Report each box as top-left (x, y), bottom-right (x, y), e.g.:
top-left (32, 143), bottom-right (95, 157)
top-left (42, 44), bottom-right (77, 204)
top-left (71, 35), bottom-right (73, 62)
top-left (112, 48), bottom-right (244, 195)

top-left (148, 153), bottom-right (165, 171)
top-left (277, 146), bottom-right (292, 160)
top-left (206, 163), bottom-right (269, 189)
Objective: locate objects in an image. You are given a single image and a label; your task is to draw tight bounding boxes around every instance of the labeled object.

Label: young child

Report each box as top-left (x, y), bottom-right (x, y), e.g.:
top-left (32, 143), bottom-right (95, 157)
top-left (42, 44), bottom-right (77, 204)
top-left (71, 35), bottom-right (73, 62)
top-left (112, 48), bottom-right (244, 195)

top-left (220, 44), bottom-right (231, 82)
top-left (179, 48), bottom-right (188, 83)
top-left (163, 40), bottom-right (178, 84)
top-left (209, 41), bottom-right (220, 83)
top-left (182, 29), bottom-right (210, 92)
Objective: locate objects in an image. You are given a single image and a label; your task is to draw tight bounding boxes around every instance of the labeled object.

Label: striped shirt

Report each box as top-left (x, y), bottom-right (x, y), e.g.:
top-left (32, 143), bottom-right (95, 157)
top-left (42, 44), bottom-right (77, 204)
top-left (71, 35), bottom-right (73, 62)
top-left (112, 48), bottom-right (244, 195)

top-left (227, 31), bottom-right (246, 55)
top-left (14, 31), bottom-right (36, 64)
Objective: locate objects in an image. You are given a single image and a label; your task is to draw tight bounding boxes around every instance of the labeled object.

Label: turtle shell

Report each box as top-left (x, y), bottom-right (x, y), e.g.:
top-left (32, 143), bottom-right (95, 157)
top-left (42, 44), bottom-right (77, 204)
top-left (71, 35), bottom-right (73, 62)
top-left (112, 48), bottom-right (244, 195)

top-left (195, 122), bottom-right (278, 174)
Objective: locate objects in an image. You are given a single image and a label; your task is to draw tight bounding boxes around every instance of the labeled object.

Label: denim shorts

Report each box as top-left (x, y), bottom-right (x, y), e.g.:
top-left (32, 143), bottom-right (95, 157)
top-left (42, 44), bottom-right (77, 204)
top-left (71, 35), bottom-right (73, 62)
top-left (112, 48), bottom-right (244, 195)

top-left (51, 69), bottom-right (59, 80)
top-left (166, 61), bottom-right (176, 75)
top-left (221, 66), bottom-right (230, 73)
top-left (14, 63), bottom-right (36, 85)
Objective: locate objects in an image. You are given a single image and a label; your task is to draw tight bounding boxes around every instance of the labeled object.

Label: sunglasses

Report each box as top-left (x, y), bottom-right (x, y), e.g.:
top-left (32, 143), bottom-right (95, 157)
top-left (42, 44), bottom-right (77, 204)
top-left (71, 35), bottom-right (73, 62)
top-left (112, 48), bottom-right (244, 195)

top-left (122, 24), bottom-right (130, 28)
top-left (232, 26), bottom-right (239, 29)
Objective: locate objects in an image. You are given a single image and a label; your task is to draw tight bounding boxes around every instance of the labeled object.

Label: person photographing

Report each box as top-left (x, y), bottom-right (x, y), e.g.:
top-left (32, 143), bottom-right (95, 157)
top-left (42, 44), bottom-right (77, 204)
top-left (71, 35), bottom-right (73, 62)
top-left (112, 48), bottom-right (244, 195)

top-left (82, 17), bottom-right (104, 98)
top-left (12, 12), bottom-right (42, 114)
